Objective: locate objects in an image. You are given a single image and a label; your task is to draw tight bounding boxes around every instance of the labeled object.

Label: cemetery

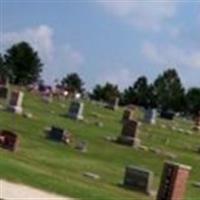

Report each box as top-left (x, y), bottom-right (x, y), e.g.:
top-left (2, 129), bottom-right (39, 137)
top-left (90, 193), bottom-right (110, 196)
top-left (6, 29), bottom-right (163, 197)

top-left (0, 86), bottom-right (199, 200)
top-left (1, 1), bottom-right (200, 199)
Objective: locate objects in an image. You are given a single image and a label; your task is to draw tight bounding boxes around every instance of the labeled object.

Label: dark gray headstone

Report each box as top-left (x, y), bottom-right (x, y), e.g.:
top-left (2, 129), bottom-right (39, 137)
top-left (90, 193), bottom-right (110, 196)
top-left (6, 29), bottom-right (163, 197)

top-left (124, 166), bottom-right (154, 195)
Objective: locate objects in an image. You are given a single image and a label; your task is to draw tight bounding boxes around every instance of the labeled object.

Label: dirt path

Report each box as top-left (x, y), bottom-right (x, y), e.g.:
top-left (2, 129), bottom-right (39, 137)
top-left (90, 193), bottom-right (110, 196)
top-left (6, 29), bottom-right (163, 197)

top-left (0, 179), bottom-right (73, 200)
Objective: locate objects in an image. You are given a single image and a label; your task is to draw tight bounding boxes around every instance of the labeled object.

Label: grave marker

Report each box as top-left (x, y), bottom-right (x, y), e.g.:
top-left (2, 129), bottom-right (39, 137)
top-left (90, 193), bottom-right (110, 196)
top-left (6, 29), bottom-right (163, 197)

top-left (106, 97), bottom-right (119, 110)
top-left (0, 130), bottom-right (19, 151)
top-left (122, 108), bottom-right (134, 123)
top-left (47, 126), bottom-right (71, 144)
top-left (144, 108), bottom-right (157, 124)
top-left (0, 77), bottom-right (9, 99)
top-left (157, 161), bottom-right (191, 200)
top-left (193, 111), bottom-right (200, 131)
top-left (7, 91), bottom-right (24, 114)
top-left (123, 166), bottom-right (154, 195)
top-left (117, 119), bottom-right (140, 147)
top-left (67, 101), bottom-right (84, 120)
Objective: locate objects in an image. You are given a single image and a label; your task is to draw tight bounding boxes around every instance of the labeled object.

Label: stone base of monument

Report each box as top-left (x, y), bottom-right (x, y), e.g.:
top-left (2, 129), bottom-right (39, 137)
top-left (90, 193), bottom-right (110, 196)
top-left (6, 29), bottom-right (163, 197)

top-left (7, 106), bottom-right (23, 115)
top-left (67, 113), bottom-right (84, 120)
top-left (117, 136), bottom-right (141, 148)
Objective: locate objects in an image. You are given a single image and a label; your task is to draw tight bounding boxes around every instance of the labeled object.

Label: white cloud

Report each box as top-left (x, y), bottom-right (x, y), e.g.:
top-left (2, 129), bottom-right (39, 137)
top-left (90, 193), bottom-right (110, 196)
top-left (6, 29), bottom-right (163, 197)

top-left (63, 45), bottom-right (85, 69)
top-left (0, 25), bottom-right (85, 84)
top-left (141, 41), bottom-right (200, 69)
top-left (0, 25), bottom-right (54, 63)
top-left (97, 1), bottom-right (177, 31)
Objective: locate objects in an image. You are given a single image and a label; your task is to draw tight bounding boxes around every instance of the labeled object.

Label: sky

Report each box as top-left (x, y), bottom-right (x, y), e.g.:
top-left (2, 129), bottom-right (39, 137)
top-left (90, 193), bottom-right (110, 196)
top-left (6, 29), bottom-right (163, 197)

top-left (0, 0), bottom-right (200, 90)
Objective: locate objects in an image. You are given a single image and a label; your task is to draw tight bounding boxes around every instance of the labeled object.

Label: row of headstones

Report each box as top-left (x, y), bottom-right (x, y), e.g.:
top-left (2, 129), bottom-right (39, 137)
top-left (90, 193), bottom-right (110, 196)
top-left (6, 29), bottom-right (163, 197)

top-left (0, 92), bottom-right (195, 200)
top-left (0, 129), bottom-right (191, 200)
top-left (124, 161), bottom-right (191, 200)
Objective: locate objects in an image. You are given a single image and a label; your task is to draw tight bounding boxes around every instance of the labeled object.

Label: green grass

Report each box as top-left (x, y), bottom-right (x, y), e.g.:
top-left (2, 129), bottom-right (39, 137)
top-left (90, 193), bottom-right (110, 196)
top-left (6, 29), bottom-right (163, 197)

top-left (0, 88), bottom-right (200, 200)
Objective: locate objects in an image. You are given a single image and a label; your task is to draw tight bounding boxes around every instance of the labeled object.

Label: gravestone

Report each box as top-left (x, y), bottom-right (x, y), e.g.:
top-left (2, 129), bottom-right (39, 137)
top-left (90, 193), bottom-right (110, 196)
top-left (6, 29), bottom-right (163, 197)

top-left (123, 166), bottom-right (154, 195)
top-left (193, 111), bottom-right (200, 131)
top-left (75, 141), bottom-right (88, 153)
top-left (160, 110), bottom-right (175, 120)
top-left (157, 161), bottom-right (191, 200)
top-left (67, 101), bottom-right (84, 120)
top-left (0, 77), bottom-right (9, 99)
top-left (117, 119), bottom-right (140, 147)
top-left (0, 130), bottom-right (19, 151)
top-left (42, 93), bottom-right (53, 103)
top-left (7, 91), bottom-right (24, 114)
top-left (122, 108), bottom-right (134, 123)
top-left (106, 97), bottom-right (119, 110)
top-left (144, 108), bottom-right (157, 124)
top-left (47, 126), bottom-right (71, 144)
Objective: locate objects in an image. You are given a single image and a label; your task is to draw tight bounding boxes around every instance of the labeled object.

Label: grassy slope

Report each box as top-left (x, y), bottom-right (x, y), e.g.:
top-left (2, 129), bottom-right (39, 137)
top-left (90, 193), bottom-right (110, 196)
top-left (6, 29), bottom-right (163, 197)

top-left (0, 89), bottom-right (200, 200)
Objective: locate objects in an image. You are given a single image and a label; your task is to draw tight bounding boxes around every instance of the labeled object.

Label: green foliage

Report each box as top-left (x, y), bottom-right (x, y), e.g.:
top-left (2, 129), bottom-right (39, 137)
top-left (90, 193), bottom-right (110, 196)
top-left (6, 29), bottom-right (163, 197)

top-left (122, 76), bottom-right (157, 108)
top-left (4, 41), bottom-right (43, 85)
top-left (153, 69), bottom-right (185, 111)
top-left (61, 73), bottom-right (84, 93)
top-left (186, 88), bottom-right (200, 115)
top-left (91, 82), bottom-right (120, 102)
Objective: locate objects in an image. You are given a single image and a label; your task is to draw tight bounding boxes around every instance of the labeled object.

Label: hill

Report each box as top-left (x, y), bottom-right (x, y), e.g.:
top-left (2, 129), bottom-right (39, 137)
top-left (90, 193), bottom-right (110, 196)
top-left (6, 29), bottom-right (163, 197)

top-left (0, 88), bottom-right (200, 200)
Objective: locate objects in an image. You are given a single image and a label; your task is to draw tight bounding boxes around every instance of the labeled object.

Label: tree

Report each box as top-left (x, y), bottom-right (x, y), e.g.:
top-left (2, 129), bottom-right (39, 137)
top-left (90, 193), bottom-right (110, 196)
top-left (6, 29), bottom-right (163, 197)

top-left (91, 82), bottom-right (120, 102)
top-left (122, 76), bottom-right (154, 107)
top-left (4, 41), bottom-right (43, 85)
top-left (61, 73), bottom-right (84, 93)
top-left (90, 84), bottom-right (104, 101)
top-left (186, 88), bottom-right (200, 115)
top-left (153, 69), bottom-right (185, 112)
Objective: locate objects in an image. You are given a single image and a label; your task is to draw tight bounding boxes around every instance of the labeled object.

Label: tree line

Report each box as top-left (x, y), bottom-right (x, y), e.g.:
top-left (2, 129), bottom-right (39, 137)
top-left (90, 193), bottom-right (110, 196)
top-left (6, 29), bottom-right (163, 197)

top-left (0, 41), bottom-right (200, 116)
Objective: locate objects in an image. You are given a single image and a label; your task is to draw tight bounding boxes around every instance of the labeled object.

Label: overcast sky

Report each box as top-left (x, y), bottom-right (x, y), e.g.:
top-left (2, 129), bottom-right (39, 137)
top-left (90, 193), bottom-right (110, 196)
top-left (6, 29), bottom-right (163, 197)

top-left (1, 1), bottom-right (200, 90)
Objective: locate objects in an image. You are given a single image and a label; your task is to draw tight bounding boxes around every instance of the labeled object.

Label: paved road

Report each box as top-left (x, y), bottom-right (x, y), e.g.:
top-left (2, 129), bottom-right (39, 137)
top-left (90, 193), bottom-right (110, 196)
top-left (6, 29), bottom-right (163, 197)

top-left (0, 179), bottom-right (73, 200)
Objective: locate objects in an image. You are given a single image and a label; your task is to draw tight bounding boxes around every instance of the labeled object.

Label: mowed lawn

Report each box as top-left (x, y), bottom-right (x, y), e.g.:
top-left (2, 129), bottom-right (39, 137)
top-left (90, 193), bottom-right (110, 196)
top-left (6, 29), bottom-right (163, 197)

top-left (0, 88), bottom-right (200, 200)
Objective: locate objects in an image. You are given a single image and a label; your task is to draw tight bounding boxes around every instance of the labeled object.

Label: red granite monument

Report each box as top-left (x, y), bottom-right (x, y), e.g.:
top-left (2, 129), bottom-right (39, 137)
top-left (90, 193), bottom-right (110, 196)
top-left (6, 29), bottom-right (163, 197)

top-left (157, 161), bottom-right (191, 200)
top-left (117, 119), bottom-right (140, 147)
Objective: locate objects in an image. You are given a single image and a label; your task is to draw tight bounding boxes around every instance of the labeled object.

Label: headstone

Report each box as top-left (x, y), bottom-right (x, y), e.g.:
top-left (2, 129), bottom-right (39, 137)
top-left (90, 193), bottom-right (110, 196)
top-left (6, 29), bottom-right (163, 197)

top-left (67, 101), bottom-right (84, 120)
top-left (117, 119), bottom-right (140, 147)
top-left (193, 111), bottom-right (200, 131)
top-left (157, 161), bottom-right (191, 200)
top-left (47, 126), bottom-right (71, 144)
top-left (0, 77), bottom-right (9, 99)
top-left (160, 110), bottom-right (175, 120)
top-left (122, 108), bottom-right (134, 123)
top-left (0, 130), bottom-right (19, 151)
top-left (7, 91), bottom-right (24, 114)
top-left (42, 93), bottom-right (53, 103)
top-left (123, 166), bottom-right (154, 195)
top-left (144, 108), bottom-right (157, 124)
top-left (83, 172), bottom-right (100, 180)
top-left (75, 141), bottom-right (88, 153)
top-left (106, 97), bottom-right (119, 110)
